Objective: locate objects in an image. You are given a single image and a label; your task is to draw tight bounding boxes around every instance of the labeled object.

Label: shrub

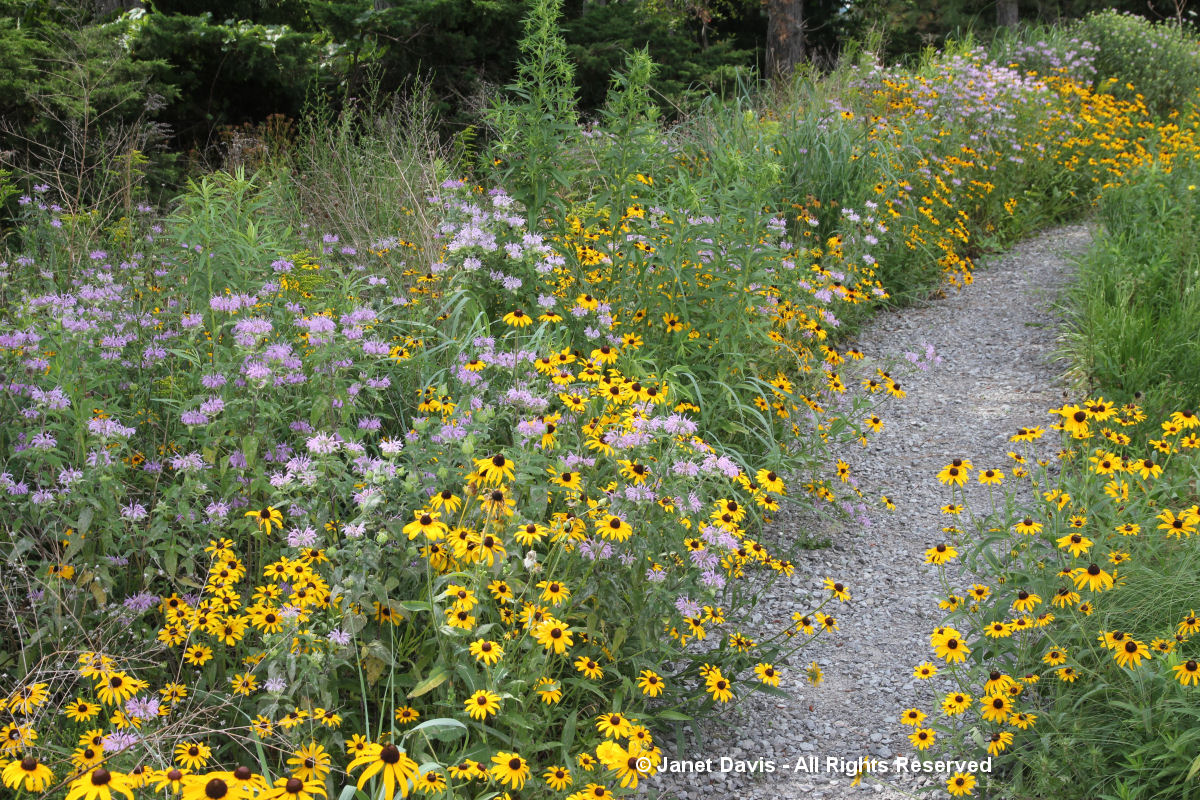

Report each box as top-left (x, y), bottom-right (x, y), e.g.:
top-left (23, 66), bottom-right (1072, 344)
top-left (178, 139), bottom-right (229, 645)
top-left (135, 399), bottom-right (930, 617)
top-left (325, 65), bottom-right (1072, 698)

top-left (1073, 10), bottom-right (1200, 117)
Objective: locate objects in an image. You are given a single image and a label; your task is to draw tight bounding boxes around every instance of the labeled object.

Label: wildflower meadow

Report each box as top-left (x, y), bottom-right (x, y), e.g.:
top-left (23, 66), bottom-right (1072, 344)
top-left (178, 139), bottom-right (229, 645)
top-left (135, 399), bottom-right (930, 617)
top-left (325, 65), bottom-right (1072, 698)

top-left (2, 5), bottom-right (1199, 800)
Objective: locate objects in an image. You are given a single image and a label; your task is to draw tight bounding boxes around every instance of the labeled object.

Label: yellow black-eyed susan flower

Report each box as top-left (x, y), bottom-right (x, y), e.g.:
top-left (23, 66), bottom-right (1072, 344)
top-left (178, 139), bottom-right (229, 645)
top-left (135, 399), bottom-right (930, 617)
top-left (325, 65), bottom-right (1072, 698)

top-left (490, 751), bottom-right (530, 790)
top-left (245, 506), bottom-right (284, 534)
top-left (347, 743), bottom-right (420, 800)
top-left (502, 309), bottom-right (533, 327)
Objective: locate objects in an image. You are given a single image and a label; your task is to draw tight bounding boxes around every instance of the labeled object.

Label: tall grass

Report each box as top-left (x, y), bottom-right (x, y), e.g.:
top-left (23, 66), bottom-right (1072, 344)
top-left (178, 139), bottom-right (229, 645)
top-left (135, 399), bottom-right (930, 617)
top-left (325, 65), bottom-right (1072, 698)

top-left (1061, 161), bottom-right (1200, 417)
top-left (279, 81), bottom-right (451, 267)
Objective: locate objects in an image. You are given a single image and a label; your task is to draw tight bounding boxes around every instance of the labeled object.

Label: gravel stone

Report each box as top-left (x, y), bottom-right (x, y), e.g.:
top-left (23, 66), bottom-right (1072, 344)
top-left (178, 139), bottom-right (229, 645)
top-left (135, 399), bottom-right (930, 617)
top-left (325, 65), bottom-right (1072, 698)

top-left (643, 224), bottom-right (1091, 799)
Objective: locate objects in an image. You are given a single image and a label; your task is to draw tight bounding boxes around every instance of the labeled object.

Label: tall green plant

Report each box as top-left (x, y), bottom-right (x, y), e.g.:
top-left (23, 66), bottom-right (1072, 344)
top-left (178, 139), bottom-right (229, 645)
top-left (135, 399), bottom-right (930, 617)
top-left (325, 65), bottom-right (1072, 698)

top-left (486, 0), bottom-right (580, 221)
top-left (588, 48), bottom-right (664, 197)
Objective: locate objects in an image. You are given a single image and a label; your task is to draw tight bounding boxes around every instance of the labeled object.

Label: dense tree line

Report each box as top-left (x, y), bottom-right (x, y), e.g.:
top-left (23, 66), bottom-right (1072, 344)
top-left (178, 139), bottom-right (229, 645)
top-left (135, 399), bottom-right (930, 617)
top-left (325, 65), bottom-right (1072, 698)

top-left (0, 0), bottom-right (1190, 203)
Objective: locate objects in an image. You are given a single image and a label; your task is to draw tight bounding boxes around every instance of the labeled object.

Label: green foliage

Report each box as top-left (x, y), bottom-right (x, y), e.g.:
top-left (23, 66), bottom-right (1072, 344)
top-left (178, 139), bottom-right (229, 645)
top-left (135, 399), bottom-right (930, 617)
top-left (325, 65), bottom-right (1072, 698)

top-left (838, 0), bottom-right (988, 60)
top-left (1074, 10), bottom-right (1200, 117)
top-left (130, 12), bottom-right (330, 151)
top-left (0, 167), bottom-right (19, 238)
top-left (1061, 161), bottom-right (1200, 417)
top-left (169, 168), bottom-right (295, 302)
top-left (564, 3), bottom-right (753, 112)
top-left (512, 0), bottom-right (580, 127)
top-left (603, 48), bottom-right (659, 132)
top-left (0, 11), bottom-right (178, 231)
top-left (300, 0), bottom-right (526, 126)
top-left (7, 11), bottom-right (1200, 793)
top-left (1, 144), bottom-right (849, 797)
top-left (0, 11), bottom-right (50, 125)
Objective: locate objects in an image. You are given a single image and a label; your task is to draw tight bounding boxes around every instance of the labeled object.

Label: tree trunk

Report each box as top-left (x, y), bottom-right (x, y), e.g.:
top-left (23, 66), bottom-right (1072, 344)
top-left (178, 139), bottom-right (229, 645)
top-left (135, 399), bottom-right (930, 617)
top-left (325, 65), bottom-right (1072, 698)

top-left (766, 0), bottom-right (805, 80)
top-left (996, 0), bottom-right (1019, 29)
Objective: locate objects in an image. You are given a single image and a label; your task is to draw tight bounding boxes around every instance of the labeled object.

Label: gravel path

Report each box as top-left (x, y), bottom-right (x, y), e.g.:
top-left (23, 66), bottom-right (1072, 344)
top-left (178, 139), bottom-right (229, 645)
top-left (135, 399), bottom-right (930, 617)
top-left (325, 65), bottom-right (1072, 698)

top-left (646, 223), bottom-right (1093, 799)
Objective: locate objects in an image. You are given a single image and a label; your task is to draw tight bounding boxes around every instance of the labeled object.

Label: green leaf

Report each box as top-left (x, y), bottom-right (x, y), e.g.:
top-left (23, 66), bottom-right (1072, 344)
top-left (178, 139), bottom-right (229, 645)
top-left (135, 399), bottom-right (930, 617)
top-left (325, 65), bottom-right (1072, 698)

top-left (560, 709), bottom-right (578, 753)
top-left (408, 666), bottom-right (449, 699)
top-left (76, 507), bottom-right (95, 537)
top-left (242, 434), bottom-right (259, 468)
top-left (7, 536), bottom-right (34, 564)
top-left (397, 600), bottom-right (432, 613)
top-left (310, 396), bottom-right (329, 428)
top-left (406, 717), bottom-right (467, 739)
top-left (656, 710), bottom-right (692, 722)
top-left (1186, 753), bottom-right (1200, 782)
